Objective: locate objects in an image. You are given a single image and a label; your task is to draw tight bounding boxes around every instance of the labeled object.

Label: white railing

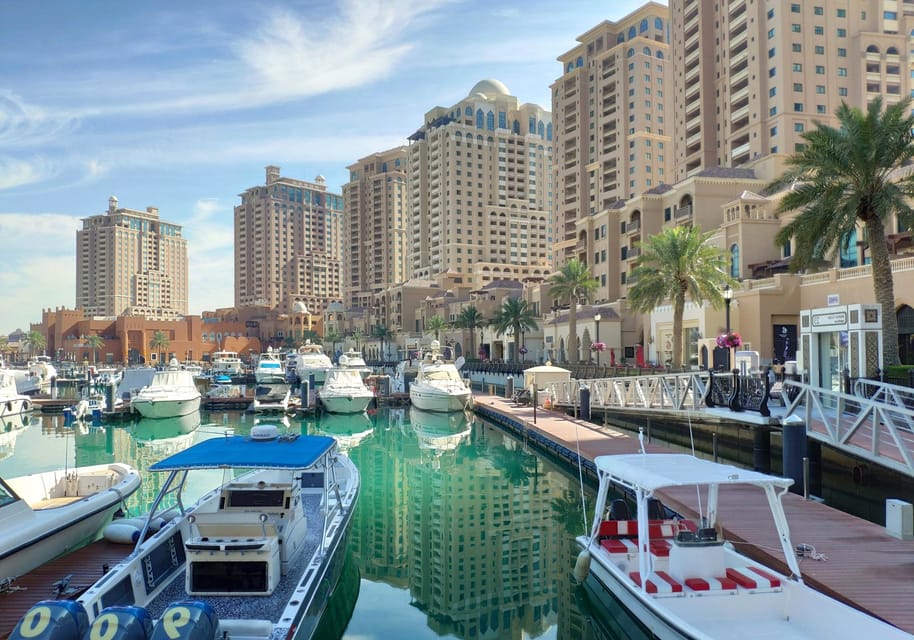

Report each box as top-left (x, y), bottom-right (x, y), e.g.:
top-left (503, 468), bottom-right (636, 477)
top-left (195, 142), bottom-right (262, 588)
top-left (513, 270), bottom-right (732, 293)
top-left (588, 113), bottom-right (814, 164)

top-left (545, 371), bottom-right (710, 412)
top-left (782, 380), bottom-right (914, 475)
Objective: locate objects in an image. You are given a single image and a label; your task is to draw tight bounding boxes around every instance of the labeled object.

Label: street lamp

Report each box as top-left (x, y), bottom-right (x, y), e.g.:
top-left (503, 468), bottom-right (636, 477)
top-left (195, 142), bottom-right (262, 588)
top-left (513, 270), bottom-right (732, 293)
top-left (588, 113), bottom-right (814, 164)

top-left (723, 285), bottom-right (732, 334)
top-left (594, 313), bottom-right (602, 365)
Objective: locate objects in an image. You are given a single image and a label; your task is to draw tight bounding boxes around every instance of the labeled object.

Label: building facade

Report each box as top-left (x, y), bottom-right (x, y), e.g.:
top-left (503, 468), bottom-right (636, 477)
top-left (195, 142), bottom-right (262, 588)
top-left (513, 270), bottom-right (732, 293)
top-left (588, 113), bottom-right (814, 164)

top-left (551, 2), bottom-right (673, 271)
top-left (76, 196), bottom-right (188, 320)
top-left (234, 166), bottom-right (345, 318)
top-left (407, 79), bottom-right (554, 289)
top-left (343, 148), bottom-right (411, 309)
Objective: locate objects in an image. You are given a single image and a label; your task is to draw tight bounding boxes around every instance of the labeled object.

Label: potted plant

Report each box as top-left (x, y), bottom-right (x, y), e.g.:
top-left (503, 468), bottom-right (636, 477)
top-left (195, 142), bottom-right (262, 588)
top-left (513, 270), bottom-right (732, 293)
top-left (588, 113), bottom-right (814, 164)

top-left (716, 332), bottom-right (742, 349)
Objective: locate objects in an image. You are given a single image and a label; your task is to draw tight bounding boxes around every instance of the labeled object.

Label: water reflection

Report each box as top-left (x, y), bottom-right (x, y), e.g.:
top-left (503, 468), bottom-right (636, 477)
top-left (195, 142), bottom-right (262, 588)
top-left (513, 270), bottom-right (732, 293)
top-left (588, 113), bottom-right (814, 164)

top-left (313, 412), bottom-right (374, 452)
top-left (0, 412), bottom-right (36, 460)
top-left (408, 407), bottom-right (472, 457)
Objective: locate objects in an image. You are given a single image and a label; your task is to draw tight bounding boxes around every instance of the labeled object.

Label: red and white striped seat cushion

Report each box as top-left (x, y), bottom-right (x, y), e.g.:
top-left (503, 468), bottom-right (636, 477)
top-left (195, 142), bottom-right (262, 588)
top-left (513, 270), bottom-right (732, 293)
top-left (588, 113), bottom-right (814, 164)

top-left (726, 567), bottom-right (782, 589)
top-left (629, 570), bottom-right (683, 594)
top-left (684, 576), bottom-right (739, 591)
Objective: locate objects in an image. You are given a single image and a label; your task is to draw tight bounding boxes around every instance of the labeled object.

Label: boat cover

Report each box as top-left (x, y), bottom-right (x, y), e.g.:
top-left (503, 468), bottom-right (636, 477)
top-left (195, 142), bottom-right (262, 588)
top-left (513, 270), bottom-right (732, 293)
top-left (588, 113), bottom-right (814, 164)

top-left (149, 434), bottom-right (336, 471)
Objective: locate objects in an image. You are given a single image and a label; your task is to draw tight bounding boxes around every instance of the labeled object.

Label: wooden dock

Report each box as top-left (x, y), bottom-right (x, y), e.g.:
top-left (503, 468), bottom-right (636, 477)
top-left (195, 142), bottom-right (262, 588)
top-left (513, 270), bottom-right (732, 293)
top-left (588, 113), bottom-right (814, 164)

top-left (0, 539), bottom-right (135, 639)
top-left (473, 394), bottom-right (914, 635)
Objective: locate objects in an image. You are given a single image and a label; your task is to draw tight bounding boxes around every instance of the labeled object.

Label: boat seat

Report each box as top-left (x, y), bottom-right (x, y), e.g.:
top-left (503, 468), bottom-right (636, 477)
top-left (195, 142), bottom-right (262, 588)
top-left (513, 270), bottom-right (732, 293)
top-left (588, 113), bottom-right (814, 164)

top-left (629, 570), bottom-right (683, 595)
top-left (725, 567), bottom-right (782, 591)
top-left (597, 519), bottom-right (680, 539)
top-left (684, 576), bottom-right (739, 592)
top-left (188, 511), bottom-right (281, 539)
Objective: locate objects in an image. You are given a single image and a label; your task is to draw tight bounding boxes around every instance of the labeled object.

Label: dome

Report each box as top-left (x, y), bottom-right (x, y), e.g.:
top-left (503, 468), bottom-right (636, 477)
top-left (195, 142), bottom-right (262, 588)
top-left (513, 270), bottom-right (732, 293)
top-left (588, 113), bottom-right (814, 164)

top-left (468, 79), bottom-right (510, 99)
top-left (292, 300), bottom-right (309, 314)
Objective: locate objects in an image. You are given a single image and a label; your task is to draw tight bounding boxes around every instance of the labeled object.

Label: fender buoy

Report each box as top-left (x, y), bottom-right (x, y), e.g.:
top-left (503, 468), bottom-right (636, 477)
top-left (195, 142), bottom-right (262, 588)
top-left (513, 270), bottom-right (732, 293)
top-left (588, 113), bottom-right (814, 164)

top-left (573, 550), bottom-right (592, 584)
top-left (103, 522), bottom-right (141, 544)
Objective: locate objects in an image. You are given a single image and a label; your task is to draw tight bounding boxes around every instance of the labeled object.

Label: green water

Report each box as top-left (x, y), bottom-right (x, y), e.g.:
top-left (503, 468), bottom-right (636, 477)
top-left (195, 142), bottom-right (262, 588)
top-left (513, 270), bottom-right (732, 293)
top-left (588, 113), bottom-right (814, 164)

top-left (0, 407), bottom-right (627, 640)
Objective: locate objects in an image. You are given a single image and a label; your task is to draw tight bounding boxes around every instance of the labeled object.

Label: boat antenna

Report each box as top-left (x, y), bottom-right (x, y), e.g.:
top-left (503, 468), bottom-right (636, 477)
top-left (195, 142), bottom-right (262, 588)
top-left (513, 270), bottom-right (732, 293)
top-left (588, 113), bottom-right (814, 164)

top-left (573, 418), bottom-right (589, 535)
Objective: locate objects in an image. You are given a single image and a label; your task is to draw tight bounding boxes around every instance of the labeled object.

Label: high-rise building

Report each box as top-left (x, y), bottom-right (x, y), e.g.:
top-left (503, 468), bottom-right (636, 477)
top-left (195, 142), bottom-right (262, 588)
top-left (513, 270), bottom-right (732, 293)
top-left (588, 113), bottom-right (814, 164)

top-left (551, 2), bottom-right (672, 297)
top-left (671, 0), bottom-right (914, 181)
top-left (407, 80), bottom-right (554, 287)
top-left (343, 148), bottom-right (410, 309)
top-left (234, 166), bottom-right (344, 317)
top-left (76, 196), bottom-right (188, 320)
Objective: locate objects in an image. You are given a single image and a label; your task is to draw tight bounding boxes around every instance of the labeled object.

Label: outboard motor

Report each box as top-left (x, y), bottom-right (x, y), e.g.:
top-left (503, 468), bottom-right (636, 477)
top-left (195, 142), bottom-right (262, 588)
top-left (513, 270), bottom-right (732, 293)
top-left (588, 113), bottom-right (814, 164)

top-left (9, 601), bottom-right (89, 640)
top-left (151, 601), bottom-right (220, 640)
top-left (86, 606), bottom-right (154, 640)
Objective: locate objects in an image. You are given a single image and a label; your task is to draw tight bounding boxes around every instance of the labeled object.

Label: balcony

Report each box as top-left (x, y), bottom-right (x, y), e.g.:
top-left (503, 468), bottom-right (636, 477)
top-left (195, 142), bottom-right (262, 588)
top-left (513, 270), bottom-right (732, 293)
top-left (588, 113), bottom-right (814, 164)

top-left (674, 205), bottom-right (693, 220)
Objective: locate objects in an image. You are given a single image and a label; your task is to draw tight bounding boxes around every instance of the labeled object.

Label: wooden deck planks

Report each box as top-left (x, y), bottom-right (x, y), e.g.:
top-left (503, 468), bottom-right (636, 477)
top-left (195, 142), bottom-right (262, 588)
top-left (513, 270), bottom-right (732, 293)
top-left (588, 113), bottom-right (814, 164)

top-left (476, 395), bottom-right (914, 635)
top-left (0, 539), bottom-right (134, 639)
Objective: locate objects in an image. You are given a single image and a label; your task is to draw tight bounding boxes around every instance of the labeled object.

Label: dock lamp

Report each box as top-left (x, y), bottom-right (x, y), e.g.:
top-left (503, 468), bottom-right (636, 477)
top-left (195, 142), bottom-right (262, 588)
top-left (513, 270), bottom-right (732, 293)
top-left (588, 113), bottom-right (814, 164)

top-left (594, 313), bottom-right (602, 365)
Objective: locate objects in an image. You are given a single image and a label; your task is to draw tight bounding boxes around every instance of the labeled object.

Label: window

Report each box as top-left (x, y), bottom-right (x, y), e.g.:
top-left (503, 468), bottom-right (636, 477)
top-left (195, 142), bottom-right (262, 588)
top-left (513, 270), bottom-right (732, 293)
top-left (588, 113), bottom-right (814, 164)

top-left (768, 48), bottom-right (776, 58)
top-left (837, 8), bottom-right (846, 18)
top-left (768, 28), bottom-right (775, 39)
top-left (770, 126), bottom-right (778, 136)
top-left (815, 45), bottom-right (824, 54)
top-left (792, 43), bottom-right (802, 53)
top-left (790, 3), bottom-right (800, 12)
top-left (814, 6), bottom-right (823, 15)
top-left (792, 63), bottom-right (802, 72)
top-left (729, 244), bottom-right (740, 278)
top-left (793, 83), bottom-right (803, 92)
top-left (816, 85), bottom-right (825, 94)
top-left (837, 28), bottom-right (846, 37)
top-left (885, 11), bottom-right (898, 20)
top-left (769, 67), bottom-right (776, 77)
top-left (794, 103), bottom-right (804, 112)
top-left (815, 26), bottom-right (824, 35)
top-left (837, 48), bottom-right (846, 57)
top-left (770, 106), bottom-right (777, 116)
top-left (791, 24), bottom-right (801, 33)
top-left (837, 68), bottom-right (847, 77)
top-left (817, 104), bottom-right (826, 114)
top-left (767, 8), bottom-right (774, 19)
top-left (769, 87), bottom-right (777, 97)
top-left (839, 87), bottom-right (848, 96)
top-left (794, 123), bottom-right (804, 132)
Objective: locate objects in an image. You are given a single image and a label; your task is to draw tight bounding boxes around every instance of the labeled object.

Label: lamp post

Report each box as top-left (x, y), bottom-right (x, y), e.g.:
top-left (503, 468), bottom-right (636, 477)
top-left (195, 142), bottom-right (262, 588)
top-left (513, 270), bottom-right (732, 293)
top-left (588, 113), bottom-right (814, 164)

top-left (723, 285), bottom-right (732, 334)
top-left (552, 304), bottom-right (560, 363)
top-left (594, 313), bottom-right (602, 365)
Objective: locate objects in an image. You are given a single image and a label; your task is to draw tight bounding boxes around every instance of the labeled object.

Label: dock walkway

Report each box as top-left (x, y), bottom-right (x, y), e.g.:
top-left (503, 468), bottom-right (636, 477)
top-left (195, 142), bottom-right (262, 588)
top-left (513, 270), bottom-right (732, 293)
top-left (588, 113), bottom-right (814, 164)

top-left (473, 394), bottom-right (914, 635)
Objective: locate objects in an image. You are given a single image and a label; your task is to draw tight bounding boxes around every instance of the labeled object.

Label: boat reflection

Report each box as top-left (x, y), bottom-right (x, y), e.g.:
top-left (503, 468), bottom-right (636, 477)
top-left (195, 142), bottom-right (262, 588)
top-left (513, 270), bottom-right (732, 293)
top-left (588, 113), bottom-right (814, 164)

top-left (408, 406), bottom-right (472, 453)
top-left (0, 412), bottom-right (36, 461)
top-left (316, 412), bottom-right (373, 452)
top-left (125, 412), bottom-right (201, 454)
top-left (312, 550), bottom-right (361, 640)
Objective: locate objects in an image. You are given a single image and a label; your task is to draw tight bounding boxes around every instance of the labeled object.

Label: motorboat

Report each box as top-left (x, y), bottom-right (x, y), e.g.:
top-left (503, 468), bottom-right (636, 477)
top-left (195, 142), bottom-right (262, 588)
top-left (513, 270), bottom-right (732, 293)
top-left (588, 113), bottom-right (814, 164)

top-left (255, 348), bottom-right (287, 384)
top-left (130, 369), bottom-right (201, 419)
top-left (289, 341), bottom-right (333, 384)
top-left (252, 386), bottom-right (292, 414)
top-left (318, 367), bottom-right (374, 414)
top-left (210, 350), bottom-right (244, 377)
top-left (16, 423), bottom-right (360, 640)
top-left (66, 393), bottom-right (107, 422)
top-left (408, 340), bottom-right (472, 412)
top-left (574, 453), bottom-right (914, 639)
top-left (338, 349), bottom-right (371, 379)
top-left (0, 462), bottom-right (141, 579)
top-left (0, 372), bottom-right (34, 417)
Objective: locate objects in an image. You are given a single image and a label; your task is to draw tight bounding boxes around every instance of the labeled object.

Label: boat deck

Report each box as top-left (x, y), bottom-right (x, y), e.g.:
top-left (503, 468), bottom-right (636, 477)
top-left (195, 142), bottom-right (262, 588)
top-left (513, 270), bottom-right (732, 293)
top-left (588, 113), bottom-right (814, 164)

top-left (474, 394), bottom-right (914, 635)
top-left (0, 539), bottom-right (134, 639)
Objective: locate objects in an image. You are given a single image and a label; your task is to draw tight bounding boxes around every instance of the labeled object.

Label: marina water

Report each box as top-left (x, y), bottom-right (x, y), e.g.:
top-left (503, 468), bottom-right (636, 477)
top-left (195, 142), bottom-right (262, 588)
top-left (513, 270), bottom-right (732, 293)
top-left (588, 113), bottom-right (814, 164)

top-left (0, 408), bottom-right (650, 640)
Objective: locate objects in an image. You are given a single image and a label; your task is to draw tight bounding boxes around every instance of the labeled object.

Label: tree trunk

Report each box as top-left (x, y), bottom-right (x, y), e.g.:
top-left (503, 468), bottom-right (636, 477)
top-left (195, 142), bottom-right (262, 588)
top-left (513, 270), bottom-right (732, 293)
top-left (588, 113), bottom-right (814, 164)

top-left (672, 296), bottom-right (685, 369)
top-left (568, 305), bottom-right (579, 364)
top-left (867, 216), bottom-right (900, 367)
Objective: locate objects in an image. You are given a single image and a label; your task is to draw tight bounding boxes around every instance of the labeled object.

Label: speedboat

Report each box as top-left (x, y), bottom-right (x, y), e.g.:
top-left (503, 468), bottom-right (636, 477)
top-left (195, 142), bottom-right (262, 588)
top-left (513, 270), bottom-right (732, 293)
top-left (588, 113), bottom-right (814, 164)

top-left (130, 369), bottom-right (201, 419)
top-left (318, 367), bottom-right (374, 414)
top-left (574, 453), bottom-right (914, 639)
top-left (338, 349), bottom-right (371, 379)
top-left (291, 341), bottom-right (333, 384)
top-left (0, 372), bottom-right (34, 417)
top-left (0, 462), bottom-right (141, 579)
top-left (255, 348), bottom-right (287, 384)
top-left (14, 424), bottom-right (360, 640)
top-left (408, 341), bottom-right (471, 412)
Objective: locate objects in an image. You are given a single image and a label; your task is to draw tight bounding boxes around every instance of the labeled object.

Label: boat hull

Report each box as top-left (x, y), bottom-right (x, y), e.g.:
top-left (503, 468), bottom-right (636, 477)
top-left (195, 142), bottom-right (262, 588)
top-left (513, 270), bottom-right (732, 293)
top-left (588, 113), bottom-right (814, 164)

top-left (409, 387), bottom-right (471, 412)
top-left (318, 392), bottom-right (373, 414)
top-left (0, 396), bottom-right (33, 417)
top-left (132, 395), bottom-right (201, 418)
top-left (0, 463), bottom-right (141, 579)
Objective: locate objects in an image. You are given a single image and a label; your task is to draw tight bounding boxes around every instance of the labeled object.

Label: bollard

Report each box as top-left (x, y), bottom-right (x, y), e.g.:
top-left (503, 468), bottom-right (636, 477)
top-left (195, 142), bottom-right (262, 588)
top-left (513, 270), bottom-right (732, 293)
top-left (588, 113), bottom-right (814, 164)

top-left (300, 379), bottom-right (310, 409)
top-left (106, 381), bottom-right (116, 414)
top-left (753, 428), bottom-right (771, 473)
top-left (505, 376), bottom-right (514, 400)
top-left (712, 432), bottom-right (718, 462)
top-left (580, 384), bottom-right (591, 422)
top-left (782, 413), bottom-right (807, 496)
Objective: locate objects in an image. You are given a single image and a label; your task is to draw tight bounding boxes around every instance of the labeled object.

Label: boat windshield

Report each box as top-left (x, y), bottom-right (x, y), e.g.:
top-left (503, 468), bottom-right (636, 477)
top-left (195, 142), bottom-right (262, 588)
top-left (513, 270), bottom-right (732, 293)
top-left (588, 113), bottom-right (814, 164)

top-left (425, 369), bottom-right (461, 382)
top-left (0, 478), bottom-right (20, 508)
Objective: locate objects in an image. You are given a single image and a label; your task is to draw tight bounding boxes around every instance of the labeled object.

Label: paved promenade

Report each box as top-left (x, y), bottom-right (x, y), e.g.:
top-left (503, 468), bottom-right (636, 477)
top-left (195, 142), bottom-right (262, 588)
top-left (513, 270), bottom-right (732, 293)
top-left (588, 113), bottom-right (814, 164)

top-left (473, 394), bottom-right (914, 634)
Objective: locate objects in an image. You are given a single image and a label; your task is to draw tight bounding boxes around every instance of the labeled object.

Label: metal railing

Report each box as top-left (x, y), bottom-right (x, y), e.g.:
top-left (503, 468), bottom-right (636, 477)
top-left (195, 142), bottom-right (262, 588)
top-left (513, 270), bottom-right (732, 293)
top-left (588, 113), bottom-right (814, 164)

top-left (546, 370), bottom-right (710, 411)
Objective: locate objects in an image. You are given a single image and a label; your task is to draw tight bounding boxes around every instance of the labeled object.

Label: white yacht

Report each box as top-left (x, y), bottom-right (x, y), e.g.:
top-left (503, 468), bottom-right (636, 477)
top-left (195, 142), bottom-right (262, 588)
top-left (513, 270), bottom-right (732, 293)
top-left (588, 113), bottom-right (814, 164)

top-left (255, 348), bottom-right (287, 384)
top-left (131, 369), bottom-right (202, 419)
top-left (290, 341), bottom-right (333, 384)
top-left (318, 367), bottom-right (375, 414)
top-left (0, 372), bottom-right (34, 417)
top-left (210, 350), bottom-right (244, 377)
top-left (409, 340), bottom-right (472, 412)
top-left (338, 349), bottom-right (371, 379)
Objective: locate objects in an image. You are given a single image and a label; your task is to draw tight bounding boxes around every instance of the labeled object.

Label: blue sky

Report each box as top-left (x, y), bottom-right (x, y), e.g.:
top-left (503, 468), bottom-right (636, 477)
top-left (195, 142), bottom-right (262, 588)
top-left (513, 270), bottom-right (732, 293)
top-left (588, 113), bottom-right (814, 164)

top-left (0, 0), bottom-right (659, 334)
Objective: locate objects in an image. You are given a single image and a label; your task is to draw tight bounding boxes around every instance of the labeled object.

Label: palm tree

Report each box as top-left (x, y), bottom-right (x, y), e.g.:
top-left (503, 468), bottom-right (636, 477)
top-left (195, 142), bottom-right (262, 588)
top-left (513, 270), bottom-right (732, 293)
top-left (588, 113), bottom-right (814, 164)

top-left (455, 306), bottom-right (486, 360)
top-left (768, 97), bottom-right (914, 367)
top-left (372, 324), bottom-right (392, 362)
top-left (324, 330), bottom-right (342, 359)
top-left (25, 330), bottom-right (46, 358)
top-left (352, 328), bottom-right (364, 351)
top-left (425, 315), bottom-right (447, 342)
top-left (548, 259), bottom-right (598, 363)
top-left (85, 335), bottom-right (105, 364)
top-left (490, 297), bottom-right (539, 363)
top-left (628, 225), bottom-right (733, 368)
top-left (150, 330), bottom-right (170, 366)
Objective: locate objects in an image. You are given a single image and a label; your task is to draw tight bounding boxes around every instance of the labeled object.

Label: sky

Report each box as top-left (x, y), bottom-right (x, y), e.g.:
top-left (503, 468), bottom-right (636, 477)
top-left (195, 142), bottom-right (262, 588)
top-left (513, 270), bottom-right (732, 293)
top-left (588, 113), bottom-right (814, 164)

top-left (0, 0), bottom-right (661, 334)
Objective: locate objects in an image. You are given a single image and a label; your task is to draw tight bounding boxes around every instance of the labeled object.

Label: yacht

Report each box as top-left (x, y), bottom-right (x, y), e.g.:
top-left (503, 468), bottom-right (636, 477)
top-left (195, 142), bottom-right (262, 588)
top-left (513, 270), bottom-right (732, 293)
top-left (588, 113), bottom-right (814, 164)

top-left (290, 341), bottom-right (333, 384)
top-left (130, 369), bottom-right (202, 419)
top-left (255, 348), bottom-right (287, 384)
top-left (210, 350), bottom-right (244, 377)
top-left (338, 349), bottom-right (371, 379)
top-left (408, 340), bottom-right (472, 412)
top-left (0, 372), bottom-right (34, 417)
top-left (318, 367), bottom-right (375, 414)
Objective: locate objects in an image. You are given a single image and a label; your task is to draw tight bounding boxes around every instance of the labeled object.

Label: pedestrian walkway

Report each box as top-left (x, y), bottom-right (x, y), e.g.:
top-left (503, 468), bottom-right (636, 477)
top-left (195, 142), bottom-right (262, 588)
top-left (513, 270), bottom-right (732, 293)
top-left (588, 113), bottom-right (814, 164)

top-left (473, 394), bottom-right (914, 634)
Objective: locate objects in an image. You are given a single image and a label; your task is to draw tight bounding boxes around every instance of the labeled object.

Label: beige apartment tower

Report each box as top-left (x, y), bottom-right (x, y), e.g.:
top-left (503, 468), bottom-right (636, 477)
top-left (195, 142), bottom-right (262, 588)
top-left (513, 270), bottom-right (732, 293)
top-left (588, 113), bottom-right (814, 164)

top-left (235, 166), bottom-right (344, 317)
top-left (407, 80), bottom-right (554, 287)
top-left (671, 0), bottom-right (914, 181)
top-left (76, 196), bottom-right (188, 320)
top-left (342, 148), bottom-right (410, 309)
top-left (552, 2), bottom-right (673, 269)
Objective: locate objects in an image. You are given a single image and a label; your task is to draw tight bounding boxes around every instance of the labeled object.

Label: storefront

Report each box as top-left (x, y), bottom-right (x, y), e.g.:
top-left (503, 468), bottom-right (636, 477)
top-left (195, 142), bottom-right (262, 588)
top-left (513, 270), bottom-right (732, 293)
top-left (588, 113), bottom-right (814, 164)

top-left (799, 304), bottom-right (883, 392)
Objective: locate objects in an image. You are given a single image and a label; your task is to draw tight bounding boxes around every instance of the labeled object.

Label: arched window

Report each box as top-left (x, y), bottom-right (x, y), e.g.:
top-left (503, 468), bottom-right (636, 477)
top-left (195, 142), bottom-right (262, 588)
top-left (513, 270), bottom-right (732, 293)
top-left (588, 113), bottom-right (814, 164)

top-left (640, 18), bottom-right (648, 33)
top-left (546, 122), bottom-right (553, 140)
top-left (566, 62), bottom-right (573, 73)
top-left (887, 46), bottom-right (899, 55)
top-left (628, 26), bottom-right (636, 39)
top-left (476, 109), bottom-right (484, 128)
top-left (464, 105), bottom-right (472, 116)
top-left (486, 111), bottom-right (495, 130)
top-left (654, 17), bottom-right (663, 31)
top-left (626, 47), bottom-right (635, 58)
top-left (529, 116), bottom-right (536, 134)
top-left (866, 44), bottom-right (880, 54)
top-left (576, 55), bottom-right (584, 67)
top-left (656, 50), bottom-right (664, 59)
top-left (538, 121), bottom-right (545, 137)
top-left (512, 119), bottom-right (520, 134)
top-left (729, 244), bottom-right (740, 278)
top-left (617, 32), bottom-right (625, 44)
top-left (643, 46), bottom-right (651, 56)
top-left (840, 230), bottom-right (858, 267)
